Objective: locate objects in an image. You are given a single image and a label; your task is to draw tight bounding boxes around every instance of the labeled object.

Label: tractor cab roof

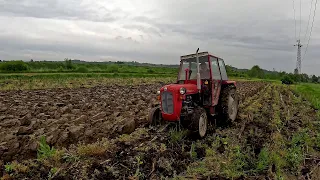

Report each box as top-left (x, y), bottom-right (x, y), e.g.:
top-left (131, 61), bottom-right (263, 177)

top-left (180, 51), bottom-right (222, 61)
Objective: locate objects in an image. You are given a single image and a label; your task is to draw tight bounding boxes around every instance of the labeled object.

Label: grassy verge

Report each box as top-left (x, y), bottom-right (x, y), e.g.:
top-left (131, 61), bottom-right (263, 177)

top-left (294, 83), bottom-right (320, 117)
top-left (230, 76), bottom-right (281, 84)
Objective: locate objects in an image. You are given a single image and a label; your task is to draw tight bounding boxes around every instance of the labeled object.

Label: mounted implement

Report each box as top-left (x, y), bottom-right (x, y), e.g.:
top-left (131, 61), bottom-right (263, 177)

top-left (149, 48), bottom-right (239, 138)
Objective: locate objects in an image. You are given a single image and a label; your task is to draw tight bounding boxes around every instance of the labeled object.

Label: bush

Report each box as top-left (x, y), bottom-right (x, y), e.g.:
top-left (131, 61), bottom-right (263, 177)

top-left (64, 58), bottom-right (74, 70)
top-left (0, 61), bottom-right (29, 72)
top-left (281, 75), bottom-right (294, 85)
top-left (57, 66), bottom-right (65, 72)
top-left (108, 65), bottom-right (119, 73)
top-left (147, 69), bottom-right (155, 73)
top-left (37, 136), bottom-right (56, 160)
top-left (76, 66), bottom-right (89, 73)
top-left (248, 65), bottom-right (265, 79)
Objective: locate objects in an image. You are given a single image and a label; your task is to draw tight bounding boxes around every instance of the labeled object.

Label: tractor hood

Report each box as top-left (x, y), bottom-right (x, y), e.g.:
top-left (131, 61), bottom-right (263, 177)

top-left (160, 83), bottom-right (198, 95)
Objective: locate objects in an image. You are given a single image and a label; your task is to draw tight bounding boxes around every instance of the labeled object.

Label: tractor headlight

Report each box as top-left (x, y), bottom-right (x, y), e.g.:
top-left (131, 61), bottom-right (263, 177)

top-left (157, 90), bottom-right (160, 95)
top-left (180, 87), bottom-right (186, 95)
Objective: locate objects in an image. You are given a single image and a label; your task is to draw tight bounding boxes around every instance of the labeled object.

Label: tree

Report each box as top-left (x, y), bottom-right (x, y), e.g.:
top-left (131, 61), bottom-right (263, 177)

top-left (299, 73), bottom-right (310, 83)
top-left (281, 75), bottom-right (294, 85)
top-left (0, 61), bottom-right (29, 72)
top-left (64, 58), bottom-right (74, 69)
top-left (248, 65), bottom-right (265, 79)
top-left (311, 75), bottom-right (318, 83)
top-left (290, 73), bottom-right (300, 82)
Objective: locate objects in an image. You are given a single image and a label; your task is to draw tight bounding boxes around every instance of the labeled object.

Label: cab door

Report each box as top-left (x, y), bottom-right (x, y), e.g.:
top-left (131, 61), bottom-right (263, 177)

top-left (210, 56), bottom-right (222, 106)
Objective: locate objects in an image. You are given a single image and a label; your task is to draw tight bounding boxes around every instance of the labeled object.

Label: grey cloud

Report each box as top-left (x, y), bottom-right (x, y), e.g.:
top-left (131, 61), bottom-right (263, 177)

top-left (0, 0), bottom-right (117, 22)
top-left (0, 34), bottom-right (173, 63)
top-left (122, 24), bottom-right (163, 37)
top-left (0, 0), bottom-right (320, 75)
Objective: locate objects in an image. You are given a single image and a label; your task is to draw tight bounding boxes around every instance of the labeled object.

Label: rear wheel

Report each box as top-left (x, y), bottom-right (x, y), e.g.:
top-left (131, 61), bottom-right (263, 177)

top-left (189, 107), bottom-right (208, 138)
top-left (219, 87), bottom-right (239, 123)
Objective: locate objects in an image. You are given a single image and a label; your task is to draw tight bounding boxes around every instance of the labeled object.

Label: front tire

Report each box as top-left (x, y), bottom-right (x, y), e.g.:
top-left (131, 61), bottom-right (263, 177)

top-left (148, 106), bottom-right (162, 126)
top-left (189, 107), bottom-right (208, 138)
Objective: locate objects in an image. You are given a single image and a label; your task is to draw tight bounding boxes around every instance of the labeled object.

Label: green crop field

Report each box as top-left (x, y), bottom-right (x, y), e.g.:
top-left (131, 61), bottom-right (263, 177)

top-left (294, 83), bottom-right (320, 116)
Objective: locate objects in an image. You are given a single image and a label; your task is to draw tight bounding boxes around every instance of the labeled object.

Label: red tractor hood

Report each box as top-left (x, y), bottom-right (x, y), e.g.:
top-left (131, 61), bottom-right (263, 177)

top-left (160, 83), bottom-right (198, 94)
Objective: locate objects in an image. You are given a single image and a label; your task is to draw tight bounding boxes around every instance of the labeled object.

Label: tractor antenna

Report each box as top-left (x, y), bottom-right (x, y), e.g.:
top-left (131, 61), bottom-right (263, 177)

top-left (196, 48), bottom-right (201, 92)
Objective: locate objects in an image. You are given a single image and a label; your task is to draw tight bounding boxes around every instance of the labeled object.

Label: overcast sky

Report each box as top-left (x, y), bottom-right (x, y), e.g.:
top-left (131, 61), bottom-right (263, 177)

top-left (0, 0), bottom-right (320, 75)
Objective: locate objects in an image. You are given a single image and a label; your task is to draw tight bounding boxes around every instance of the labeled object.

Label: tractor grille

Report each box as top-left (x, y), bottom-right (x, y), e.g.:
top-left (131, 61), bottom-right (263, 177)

top-left (161, 91), bottom-right (174, 114)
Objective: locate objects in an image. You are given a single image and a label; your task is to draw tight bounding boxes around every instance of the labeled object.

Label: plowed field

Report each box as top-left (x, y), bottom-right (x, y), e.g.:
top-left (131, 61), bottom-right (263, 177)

top-left (1, 81), bottom-right (320, 180)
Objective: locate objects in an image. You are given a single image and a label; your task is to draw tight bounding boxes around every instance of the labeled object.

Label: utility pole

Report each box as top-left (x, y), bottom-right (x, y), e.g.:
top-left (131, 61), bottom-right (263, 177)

top-left (294, 40), bottom-right (303, 74)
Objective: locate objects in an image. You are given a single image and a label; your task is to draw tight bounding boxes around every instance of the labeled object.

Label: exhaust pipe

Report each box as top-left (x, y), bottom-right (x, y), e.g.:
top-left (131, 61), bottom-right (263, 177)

top-left (196, 48), bottom-right (201, 92)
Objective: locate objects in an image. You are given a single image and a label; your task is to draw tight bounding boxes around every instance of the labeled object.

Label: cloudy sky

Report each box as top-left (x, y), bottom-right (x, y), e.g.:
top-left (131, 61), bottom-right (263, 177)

top-left (0, 0), bottom-right (320, 75)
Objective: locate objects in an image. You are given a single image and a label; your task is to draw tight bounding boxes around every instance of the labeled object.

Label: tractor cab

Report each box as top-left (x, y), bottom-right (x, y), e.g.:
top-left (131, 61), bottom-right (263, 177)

top-left (149, 49), bottom-right (238, 138)
top-left (177, 52), bottom-right (231, 107)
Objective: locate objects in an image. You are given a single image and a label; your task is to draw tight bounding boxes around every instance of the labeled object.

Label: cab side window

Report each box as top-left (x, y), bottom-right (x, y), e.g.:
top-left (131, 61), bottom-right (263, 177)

top-left (210, 57), bottom-right (221, 80)
top-left (218, 59), bottom-right (228, 80)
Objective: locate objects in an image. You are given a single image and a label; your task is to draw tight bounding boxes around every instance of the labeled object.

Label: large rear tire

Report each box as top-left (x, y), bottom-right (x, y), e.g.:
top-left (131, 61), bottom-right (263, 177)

top-left (219, 87), bottom-right (239, 123)
top-left (189, 107), bottom-right (208, 138)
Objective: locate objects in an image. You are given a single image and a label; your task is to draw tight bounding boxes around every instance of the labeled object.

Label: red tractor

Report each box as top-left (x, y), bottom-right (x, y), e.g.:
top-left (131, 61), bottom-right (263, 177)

top-left (149, 48), bottom-right (239, 138)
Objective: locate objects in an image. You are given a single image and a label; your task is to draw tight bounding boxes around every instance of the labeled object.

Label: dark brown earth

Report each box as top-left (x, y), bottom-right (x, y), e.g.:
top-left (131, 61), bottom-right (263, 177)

top-left (2, 81), bottom-right (319, 179)
top-left (0, 81), bottom-right (267, 163)
top-left (0, 84), bottom-right (161, 162)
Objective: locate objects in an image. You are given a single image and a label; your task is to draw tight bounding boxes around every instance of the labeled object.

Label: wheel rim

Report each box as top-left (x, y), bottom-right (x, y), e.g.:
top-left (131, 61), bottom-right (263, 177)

top-left (199, 113), bottom-right (207, 137)
top-left (228, 95), bottom-right (237, 120)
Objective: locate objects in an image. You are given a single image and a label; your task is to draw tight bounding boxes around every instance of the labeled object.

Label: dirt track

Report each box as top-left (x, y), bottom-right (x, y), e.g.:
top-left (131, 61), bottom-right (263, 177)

top-left (1, 81), bottom-right (319, 179)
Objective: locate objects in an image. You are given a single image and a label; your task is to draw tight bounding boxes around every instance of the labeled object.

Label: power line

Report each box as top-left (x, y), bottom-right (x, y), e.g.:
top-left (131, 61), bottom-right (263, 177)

top-left (292, 0), bottom-right (297, 41)
top-left (303, 0), bottom-right (318, 61)
top-left (304, 0), bottom-right (314, 42)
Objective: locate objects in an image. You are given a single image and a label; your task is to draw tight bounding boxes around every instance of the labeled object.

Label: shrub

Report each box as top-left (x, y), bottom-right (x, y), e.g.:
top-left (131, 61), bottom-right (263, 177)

top-left (76, 66), bottom-right (89, 73)
top-left (108, 65), bottom-right (119, 73)
top-left (147, 68), bottom-right (155, 73)
top-left (0, 61), bottom-right (29, 72)
top-left (57, 66), bottom-right (64, 72)
top-left (4, 161), bottom-right (29, 173)
top-left (281, 75), bottom-right (294, 85)
top-left (64, 58), bottom-right (74, 70)
top-left (37, 136), bottom-right (56, 160)
top-left (256, 148), bottom-right (270, 172)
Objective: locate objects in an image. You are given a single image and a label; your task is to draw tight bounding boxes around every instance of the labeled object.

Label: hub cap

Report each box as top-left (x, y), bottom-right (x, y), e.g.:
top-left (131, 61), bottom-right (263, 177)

top-left (228, 95), bottom-right (237, 120)
top-left (199, 113), bottom-right (207, 137)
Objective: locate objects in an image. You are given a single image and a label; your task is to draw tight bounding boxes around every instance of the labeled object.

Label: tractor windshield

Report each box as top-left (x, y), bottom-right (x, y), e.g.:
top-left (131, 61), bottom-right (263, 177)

top-left (178, 56), bottom-right (210, 80)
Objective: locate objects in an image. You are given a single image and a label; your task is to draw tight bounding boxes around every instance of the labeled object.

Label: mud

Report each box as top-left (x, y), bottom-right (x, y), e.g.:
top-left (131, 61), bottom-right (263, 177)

top-left (2, 81), bottom-right (318, 179)
top-left (0, 84), bottom-right (160, 162)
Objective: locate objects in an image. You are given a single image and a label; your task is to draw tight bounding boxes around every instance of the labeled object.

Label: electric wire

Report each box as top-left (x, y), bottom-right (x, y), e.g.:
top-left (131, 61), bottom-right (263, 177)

top-left (304, 0), bottom-right (314, 42)
top-left (292, 0), bottom-right (297, 41)
top-left (299, 0), bottom-right (302, 39)
top-left (303, 0), bottom-right (318, 61)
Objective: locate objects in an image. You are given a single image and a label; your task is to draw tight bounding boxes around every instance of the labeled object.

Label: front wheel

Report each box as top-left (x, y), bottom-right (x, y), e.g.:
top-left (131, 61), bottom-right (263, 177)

top-left (148, 106), bottom-right (162, 126)
top-left (189, 107), bottom-right (208, 138)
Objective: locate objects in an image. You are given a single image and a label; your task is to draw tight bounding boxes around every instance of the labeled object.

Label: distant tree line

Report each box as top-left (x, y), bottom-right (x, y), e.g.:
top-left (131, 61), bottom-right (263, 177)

top-left (0, 59), bottom-right (178, 75)
top-left (0, 60), bottom-right (319, 84)
top-left (226, 65), bottom-right (320, 84)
